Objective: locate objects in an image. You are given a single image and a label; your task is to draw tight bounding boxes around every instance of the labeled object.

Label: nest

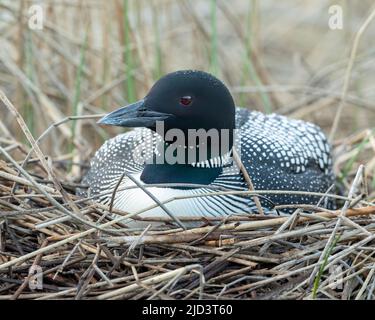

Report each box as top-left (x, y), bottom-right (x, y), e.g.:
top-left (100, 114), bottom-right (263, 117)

top-left (1, 118), bottom-right (375, 300)
top-left (0, 89), bottom-right (373, 300)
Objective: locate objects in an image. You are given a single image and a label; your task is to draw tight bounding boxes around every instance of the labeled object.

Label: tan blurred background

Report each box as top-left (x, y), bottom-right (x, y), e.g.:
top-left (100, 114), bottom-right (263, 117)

top-left (0, 0), bottom-right (374, 187)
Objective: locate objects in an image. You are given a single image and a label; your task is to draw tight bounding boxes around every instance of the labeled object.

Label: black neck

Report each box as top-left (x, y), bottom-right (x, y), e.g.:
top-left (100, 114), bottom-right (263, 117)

top-left (140, 163), bottom-right (222, 187)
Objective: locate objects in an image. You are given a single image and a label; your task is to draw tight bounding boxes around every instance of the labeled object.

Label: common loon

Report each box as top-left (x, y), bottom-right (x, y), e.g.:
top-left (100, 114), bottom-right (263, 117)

top-left (81, 70), bottom-right (334, 225)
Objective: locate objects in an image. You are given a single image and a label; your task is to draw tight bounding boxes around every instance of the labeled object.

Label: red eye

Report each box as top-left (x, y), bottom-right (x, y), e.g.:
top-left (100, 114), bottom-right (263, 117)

top-left (180, 95), bottom-right (193, 106)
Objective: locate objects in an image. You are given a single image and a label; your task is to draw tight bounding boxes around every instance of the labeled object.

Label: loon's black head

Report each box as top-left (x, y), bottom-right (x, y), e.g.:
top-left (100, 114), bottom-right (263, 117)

top-left (99, 71), bottom-right (237, 184)
top-left (98, 70), bottom-right (235, 134)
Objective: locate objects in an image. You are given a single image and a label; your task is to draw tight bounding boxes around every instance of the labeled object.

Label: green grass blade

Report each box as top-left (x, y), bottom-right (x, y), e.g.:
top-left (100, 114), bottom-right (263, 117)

top-left (69, 27), bottom-right (89, 158)
top-left (152, 4), bottom-right (162, 80)
top-left (24, 29), bottom-right (35, 138)
top-left (312, 234), bottom-right (341, 299)
top-left (339, 137), bottom-right (369, 182)
top-left (123, 0), bottom-right (136, 102)
top-left (209, 0), bottom-right (218, 76)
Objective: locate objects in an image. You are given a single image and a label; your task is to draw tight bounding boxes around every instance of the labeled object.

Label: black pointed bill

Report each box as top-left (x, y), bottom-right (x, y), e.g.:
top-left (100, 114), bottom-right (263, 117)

top-left (98, 99), bottom-right (173, 128)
